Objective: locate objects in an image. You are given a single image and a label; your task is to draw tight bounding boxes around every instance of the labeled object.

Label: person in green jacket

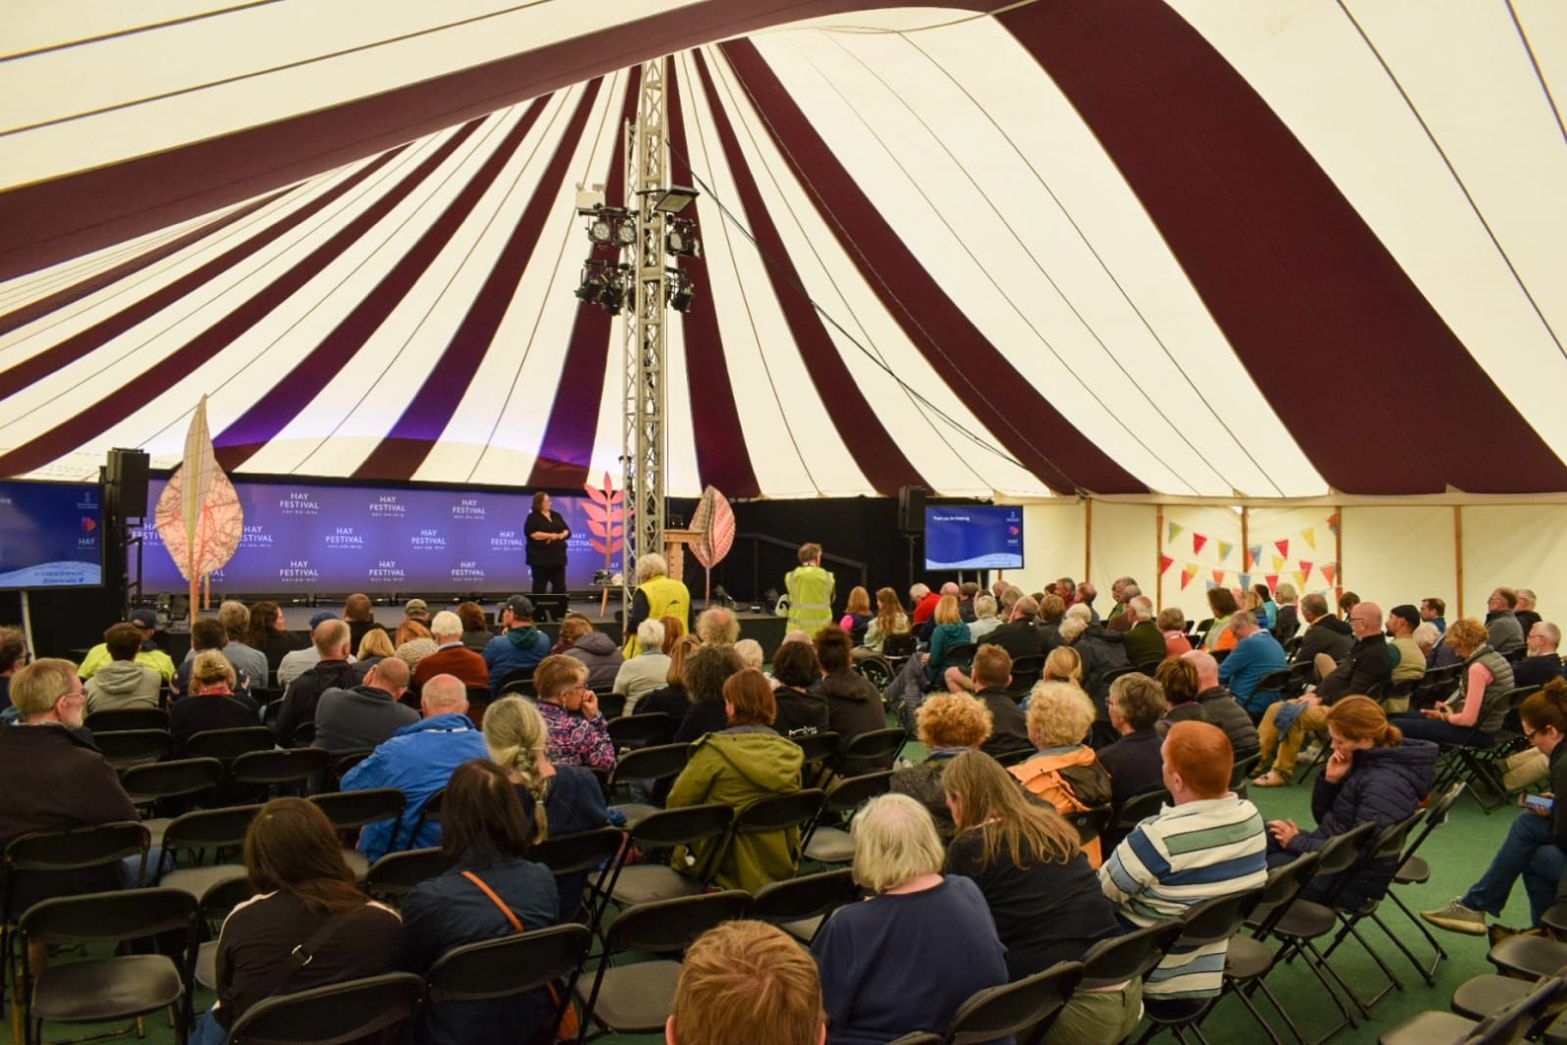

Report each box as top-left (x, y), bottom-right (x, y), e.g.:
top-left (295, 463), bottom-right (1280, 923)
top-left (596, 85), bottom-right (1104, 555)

top-left (667, 669), bottom-right (805, 892)
top-left (785, 543), bottom-right (835, 637)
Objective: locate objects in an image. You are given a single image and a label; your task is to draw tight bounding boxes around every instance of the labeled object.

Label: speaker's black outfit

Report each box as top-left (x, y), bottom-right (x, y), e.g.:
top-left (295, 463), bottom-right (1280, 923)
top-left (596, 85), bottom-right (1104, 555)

top-left (524, 509), bottom-right (570, 593)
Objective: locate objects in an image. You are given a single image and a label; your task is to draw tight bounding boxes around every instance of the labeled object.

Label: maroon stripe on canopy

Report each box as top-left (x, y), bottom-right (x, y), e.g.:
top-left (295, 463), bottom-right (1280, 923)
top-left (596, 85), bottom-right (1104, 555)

top-left (353, 80), bottom-right (605, 482)
top-left (529, 66), bottom-right (644, 491)
top-left (719, 39), bottom-right (1143, 495)
top-left (665, 62), bottom-right (761, 497)
top-left (0, 0), bottom-right (997, 283)
top-left (0, 187), bottom-right (290, 339)
top-left (0, 149), bottom-right (403, 397)
top-left (687, 49), bottom-right (925, 496)
top-left (1000, 0), bottom-right (1567, 494)
top-left (214, 101), bottom-right (553, 471)
top-left (0, 123), bottom-right (479, 479)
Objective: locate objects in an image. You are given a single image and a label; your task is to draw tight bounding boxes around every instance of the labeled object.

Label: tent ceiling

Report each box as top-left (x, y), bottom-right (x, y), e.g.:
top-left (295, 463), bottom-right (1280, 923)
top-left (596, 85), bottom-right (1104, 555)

top-left (1, 1), bottom-right (1563, 498)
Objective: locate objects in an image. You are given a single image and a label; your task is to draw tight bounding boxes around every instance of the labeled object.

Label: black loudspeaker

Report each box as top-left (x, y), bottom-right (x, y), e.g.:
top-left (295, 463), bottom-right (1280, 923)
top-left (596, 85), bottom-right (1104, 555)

top-left (531, 594), bottom-right (569, 622)
top-left (105, 448), bottom-right (150, 520)
top-left (898, 485), bottom-right (926, 534)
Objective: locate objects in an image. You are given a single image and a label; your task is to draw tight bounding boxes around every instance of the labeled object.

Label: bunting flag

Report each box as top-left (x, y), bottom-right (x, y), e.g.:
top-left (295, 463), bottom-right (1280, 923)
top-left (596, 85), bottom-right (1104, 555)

top-left (1293, 570), bottom-right (1309, 590)
top-left (1217, 540), bottom-right (1234, 562)
top-left (1180, 564), bottom-right (1199, 590)
top-left (1321, 562), bottom-right (1338, 586)
top-left (1265, 574), bottom-right (1280, 594)
top-left (1205, 580), bottom-right (1219, 590)
top-left (1239, 573), bottom-right (1252, 591)
top-left (1301, 527), bottom-right (1317, 550)
top-left (1193, 533), bottom-right (1209, 555)
top-left (1274, 538), bottom-right (1290, 558)
top-left (1248, 544), bottom-right (1263, 571)
top-left (1327, 512), bottom-right (1341, 534)
top-left (1272, 554), bottom-right (1286, 572)
top-left (1298, 560), bottom-right (1314, 580)
top-left (1167, 522), bottom-right (1186, 544)
top-left (1212, 569), bottom-right (1226, 586)
top-left (1159, 554), bottom-right (1175, 575)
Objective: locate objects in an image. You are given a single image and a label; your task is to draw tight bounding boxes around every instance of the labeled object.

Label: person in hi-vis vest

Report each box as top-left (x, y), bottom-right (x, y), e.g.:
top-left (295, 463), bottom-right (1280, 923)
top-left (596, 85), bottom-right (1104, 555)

top-left (786, 543), bottom-right (835, 637)
top-left (623, 552), bottom-right (690, 658)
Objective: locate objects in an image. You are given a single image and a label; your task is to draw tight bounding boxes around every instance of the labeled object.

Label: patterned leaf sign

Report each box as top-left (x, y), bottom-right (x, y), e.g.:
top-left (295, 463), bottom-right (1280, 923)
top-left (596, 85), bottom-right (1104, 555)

top-left (155, 396), bottom-right (244, 623)
top-left (689, 486), bottom-right (735, 569)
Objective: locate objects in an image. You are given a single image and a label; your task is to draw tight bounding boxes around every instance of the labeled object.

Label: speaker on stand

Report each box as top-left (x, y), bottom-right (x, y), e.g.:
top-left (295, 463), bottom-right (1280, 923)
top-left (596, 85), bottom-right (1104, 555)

top-left (898, 486), bottom-right (925, 590)
top-left (104, 448), bottom-right (151, 619)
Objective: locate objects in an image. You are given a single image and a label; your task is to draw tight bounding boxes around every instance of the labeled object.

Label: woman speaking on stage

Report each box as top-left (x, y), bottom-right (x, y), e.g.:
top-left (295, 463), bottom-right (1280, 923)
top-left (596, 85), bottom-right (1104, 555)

top-left (524, 491), bottom-right (570, 594)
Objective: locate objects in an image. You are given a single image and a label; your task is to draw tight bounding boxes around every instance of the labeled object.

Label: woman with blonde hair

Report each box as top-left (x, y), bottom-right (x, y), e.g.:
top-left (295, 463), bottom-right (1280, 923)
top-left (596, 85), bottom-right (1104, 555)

top-left (1021, 646), bottom-right (1086, 711)
top-left (395, 619), bottom-right (438, 671)
top-left (811, 793), bottom-right (1007, 1044)
top-left (891, 693), bottom-right (993, 839)
top-left (483, 695), bottom-right (613, 920)
top-left (862, 587), bottom-right (911, 654)
top-left (943, 752), bottom-right (1133, 1041)
top-left (1010, 681), bottom-right (1112, 865)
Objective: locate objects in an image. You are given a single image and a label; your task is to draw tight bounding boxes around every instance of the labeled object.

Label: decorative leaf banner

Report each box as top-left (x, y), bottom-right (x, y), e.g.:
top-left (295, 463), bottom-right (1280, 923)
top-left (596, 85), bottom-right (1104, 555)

top-left (583, 472), bottom-right (626, 558)
top-left (155, 396), bottom-right (244, 623)
top-left (688, 486), bottom-right (735, 570)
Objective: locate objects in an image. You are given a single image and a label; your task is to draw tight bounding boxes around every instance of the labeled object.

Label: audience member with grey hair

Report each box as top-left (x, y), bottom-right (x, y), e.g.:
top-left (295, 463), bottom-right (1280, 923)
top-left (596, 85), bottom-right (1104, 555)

top-left (1217, 610), bottom-right (1288, 716)
top-left (1292, 592), bottom-right (1354, 668)
top-left (811, 793), bottom-right (1007, 1045)
top-left (1515, 589), bottom-right (1542, 639)
top-left (613, 617), bottom-right (672, 713)
top-left (967, 595), bottom-right (1001, 641)
top-left (1516, 621), bottom-right (1566, 688)
top-left (623, 551), bottom-right (690, 658)
top-left (1272, 582), bottom-right (1300, 641)
top-left (413, 609), bottom-right (490, 693)
top-left (696, 607), bottom-right (741, 646)
top-left (1122, 595), bottom-right (1166, 670)
top-left (275, 618), bottom-right (361, 747)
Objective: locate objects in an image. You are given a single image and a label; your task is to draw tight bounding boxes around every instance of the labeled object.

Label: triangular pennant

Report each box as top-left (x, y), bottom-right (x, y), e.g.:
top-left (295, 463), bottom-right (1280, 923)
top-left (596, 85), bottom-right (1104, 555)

top-left (1193, 533), bottom-right (1209, 555)
top-left (1211, 569), bottom-right (1226, 586)
top-left (1265, 574), bottom-right (1280, 595)
top-left (1327, 512), bottom-right (1340, 533)
top-left (1274, 538), bottom-right (1290, 559)
top-left (1272, 554), bottom-right (1286, 572)
top-left (1167, 522), bottom-right (1185, 544)
top-left (1239, 573), bottom-right (1252, 591)
top-left (1159, 554), bottom-right (1175, 575)
top-left (1205, 580), bottom-right (1219, 590)
top-left (1217, 541), bottom-right (1234, 562)
top-left (1298, 560), bottom-right (1313, 580)
top-left (1301, 527), bottom-right (1317, 550)
top-left (1248, 545), bottom-right (1263, 571)
top-left (1293, 570), bottom-right (1308, 590)
top-left (1180, 564), bottom-right (1198, 590)
top-left (1321, 562), bottom-right (1338, 586)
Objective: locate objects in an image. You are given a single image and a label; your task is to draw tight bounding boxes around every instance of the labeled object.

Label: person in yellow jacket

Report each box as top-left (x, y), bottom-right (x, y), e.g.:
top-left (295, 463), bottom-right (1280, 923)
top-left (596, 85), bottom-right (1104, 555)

top-left (785, 543), bottom-right (835, 637)
top-left (78, 608), bottom-right (176, 682)
top-left (623, 552), bottom-right (690, 658)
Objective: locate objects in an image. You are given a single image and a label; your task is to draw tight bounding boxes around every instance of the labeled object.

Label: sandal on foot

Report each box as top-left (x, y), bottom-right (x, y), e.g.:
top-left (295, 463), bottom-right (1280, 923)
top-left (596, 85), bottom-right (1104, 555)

top-left (1252, 770), bottom-right (1291, 787)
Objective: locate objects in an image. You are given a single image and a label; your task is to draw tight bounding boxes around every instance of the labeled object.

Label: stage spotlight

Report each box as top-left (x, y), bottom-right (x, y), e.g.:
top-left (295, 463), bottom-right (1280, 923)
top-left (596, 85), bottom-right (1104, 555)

top-left (585, 207), bottom-right (634, 246)
top-left (666, 270), bottom-right (694, 313)
top-left (574, 260), bottom-right (607, 305)
top-left (602, 265), bottom-right (631, 316)
top-left (652, 185), bottom-right (699, 214)
top-left (665, 219), bottom-right (701, 258)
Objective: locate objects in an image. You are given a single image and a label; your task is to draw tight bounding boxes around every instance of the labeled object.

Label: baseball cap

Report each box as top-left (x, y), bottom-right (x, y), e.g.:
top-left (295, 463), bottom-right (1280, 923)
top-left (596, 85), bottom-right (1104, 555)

top-left (309, 610), bottom-right (338, 629)
top-left (504, 595), bottom-right (535, 620)
top-left (129, 608), bottom-right (159, 630)
top-left (404, 598), bottom-right (430, 620)
top-left (1389, 604), bottom-right (1420, 628)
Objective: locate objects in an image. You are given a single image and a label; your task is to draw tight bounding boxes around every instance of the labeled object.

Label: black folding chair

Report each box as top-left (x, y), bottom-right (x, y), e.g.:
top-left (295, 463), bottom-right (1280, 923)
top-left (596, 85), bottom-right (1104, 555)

top-left (531, 827), bottom-right (626, 930)
top-left (1078, 920), bottom-right (1183, 989)
top-left (802, 771), bottom-right (894, 864)
top-left (943, 959), bottom-right (1085, 1045)
top-left (574, 890), bottom-right (751, 1040)
top-left (364, 847), bottom-right (447, 904)
top-left (1253, 669), bottom-right (1293, 705)
top-left (310, 787), bottom-right (408, 878)
top-left (85, 707), bottom-right (170, 733)
top-left (122, 757), bottom-right (225, 809)
top-left (838, 727), bottom-right (907, 773)
top-left (793, 730), bottom-right (840, 769)
top-left (602, 803), bottom-right (735, 909)
top-left (498, 668), bottom-right (536, 697)
top-left (1113, 788), bottom-right (1171, 838)
top-left (158, 804), bottom-right (264, 899)
top-left (1065, 805), bottom-right (1111, 849)
top-left (407, 786), bottom-right (446, 846)
top-left (230, 746), bottom-right (331, 795)
top-left (94, 728), bottom-right (173, 769)
top-left (603, 742), bottom-right (692, 827)
top-left (425, 924), bottom-right (592, 1041)
top-left (1009, 654), bottom-right (1046, 692)
top-left (1376, 781), bottom-right (1466, 983)
top-left (1224, 850), bottom-right (1324, 1045)
top-left (1378, 975), bottom-right (1567, 1045)
top-left (727, 789), bottom-right (824, 880)
top-left (186, 726), bottom-right (276, 763)
top-left (16, 887), bottom-right (198, 1045)
top-left (752, 868), bottom-right (859, 944)
top-left (1230, 752), bottom-right (1262, 791)
top-left (1317, 809), bottom-right (1429, 1009)
top-left (193, 873), bottom-right (260, 1010)
top-left (596, 690), bottom-right (627, 720)
top-left (944, 642), bottom-right (978, 672)
top-left (607, 712), bottom-right (675, 751)
top-left (225, 971), bottom-right (426, 1043)
top-left (1135, 886), bottom-right (1267, 1044)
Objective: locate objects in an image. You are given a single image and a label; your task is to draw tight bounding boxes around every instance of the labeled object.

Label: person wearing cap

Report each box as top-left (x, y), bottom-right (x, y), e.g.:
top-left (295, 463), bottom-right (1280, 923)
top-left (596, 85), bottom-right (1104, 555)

top-left (484, 596), bottom-right (552, 694)
top-left (403, 598), bottom-right (431, 627)
top-left (524, 491), bottom-right (572, 595)
top-left (277, 610), bottom-right (350, 688)
top-left (78, 608), bottom-right (176, 683)
top-left (1386, 605), bottom-right (1427, 698)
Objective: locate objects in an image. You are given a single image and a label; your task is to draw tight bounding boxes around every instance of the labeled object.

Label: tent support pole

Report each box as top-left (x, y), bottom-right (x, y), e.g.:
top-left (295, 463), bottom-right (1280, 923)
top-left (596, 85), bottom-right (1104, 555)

top-left (1155, 505), bottom-right (1164, 611)
top-left (1334, 504), bottom-right (1343, 604)
top-left (1240, 506), bottom-right (1250, 579)
top-left (1454, 506), bottom-right (1464, 618)
top-left (1083, 498), bottom-right (1093, 585)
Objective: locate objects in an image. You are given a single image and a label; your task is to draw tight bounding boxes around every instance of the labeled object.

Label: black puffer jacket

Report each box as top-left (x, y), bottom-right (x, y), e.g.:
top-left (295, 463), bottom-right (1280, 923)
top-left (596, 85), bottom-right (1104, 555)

top-left (1286, 738), bottom-right (1437, 910)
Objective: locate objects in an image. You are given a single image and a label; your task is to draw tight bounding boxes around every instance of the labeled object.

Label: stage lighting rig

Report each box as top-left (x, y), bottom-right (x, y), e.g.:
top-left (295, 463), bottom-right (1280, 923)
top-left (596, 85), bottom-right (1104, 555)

top-left (665, 218), bottom-right (701, 258)
top-left (581, 206), bottom-right (636, 247)
top-left (666, 269), bottom-right (694, 313)
top-left (573, 260), bottom-right (609, 306)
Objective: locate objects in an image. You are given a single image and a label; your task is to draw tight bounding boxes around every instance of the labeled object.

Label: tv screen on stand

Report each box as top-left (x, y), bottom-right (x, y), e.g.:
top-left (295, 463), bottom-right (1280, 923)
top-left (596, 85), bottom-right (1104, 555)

top-left (923, 505), bottom-right (1024, 571)
top-left (0, 481), bottom-right (105, 589)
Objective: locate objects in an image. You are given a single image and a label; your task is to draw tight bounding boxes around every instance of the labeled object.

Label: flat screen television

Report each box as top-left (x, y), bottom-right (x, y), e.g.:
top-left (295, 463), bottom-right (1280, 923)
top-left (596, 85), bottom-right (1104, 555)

top-left (923, 505), bottom-right (1024, 570)
top-left (0, 481), bottom-right (105, 589)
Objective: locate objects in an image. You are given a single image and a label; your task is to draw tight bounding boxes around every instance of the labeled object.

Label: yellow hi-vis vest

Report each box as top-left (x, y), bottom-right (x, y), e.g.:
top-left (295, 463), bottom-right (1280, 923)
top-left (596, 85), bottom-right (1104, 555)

top-left (786, 564), bottom-right (835, 636)
top-left (624, 574), bottom-right (691, 657)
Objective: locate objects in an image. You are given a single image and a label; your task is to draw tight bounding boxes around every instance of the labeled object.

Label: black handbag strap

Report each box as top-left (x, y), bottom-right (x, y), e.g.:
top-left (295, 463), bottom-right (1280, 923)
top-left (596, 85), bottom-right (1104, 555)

top-left (247, 907), bottom-right (357, 1001)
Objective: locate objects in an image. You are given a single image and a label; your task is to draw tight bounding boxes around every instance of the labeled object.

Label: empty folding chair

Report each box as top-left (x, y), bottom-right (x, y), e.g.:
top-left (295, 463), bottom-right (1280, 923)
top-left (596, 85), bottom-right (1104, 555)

top-left (1377, 782), bottom-right (1466, 984)
top-left (94, 728), bottom-right (173, 770)
top-left (802, 771), bottom-right (893, 865)
top-left (230, 746), bottom-right (331, 798)
top-left (1378, 974), bottom-right (1566, 1045)
top-left (310, 788), bottom-right (407, 878)
top-left (1450, 963), bottom-right (1567, 1023)
top-left (530, 826), bottom-right (626, 929)
top-left (752, 868), bottom-right (860, 944)
top-left (607, 712), bottom-right (675, 751)
top-left (602, 742), bottom-right (692, 827)
top-left (225, 971), bottom-right (426, 1044)
top-left (838, 727), bottom-right (907, 774)
top-left (941, 959), bottom-right (1085, 1045)
top-left (186, 726), bottom-right (276, 763)
top-left (158, 804), bottom-right (264, 899)
top-left (85, 707), bottom-right (171, 734)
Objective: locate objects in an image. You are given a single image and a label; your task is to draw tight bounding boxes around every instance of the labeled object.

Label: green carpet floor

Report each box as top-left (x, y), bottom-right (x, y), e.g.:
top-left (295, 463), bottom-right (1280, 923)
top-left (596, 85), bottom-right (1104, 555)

top-left (0, 769), bottom-right (1532, 1044)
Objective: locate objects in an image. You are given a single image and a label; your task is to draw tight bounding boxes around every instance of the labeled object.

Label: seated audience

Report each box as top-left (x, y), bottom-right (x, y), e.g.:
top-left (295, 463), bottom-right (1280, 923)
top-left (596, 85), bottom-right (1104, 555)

top-left (457, 600), bottom-right (493, 652)
top-left (343, 592), bottom-right (387, 652)
top-left (812, 625), bottom-right (884, 751)
top-left (174, 617), bottom-right (255, 700)
top-left (1120, 597), bottom-right (1167, 670)
top-left (771, 639), bottom-right (830, 736)
top-left (0, 658), bottom-right (138, 908)
top-left (612, 618), bottom-right (671, 713)
top-left (395, 619), bottom-right (439, 672)
top-left (1066, 607), bottom-right (1130, 696)
top-left (811, 793), bottom-right (1007, 1045)
top-left (558, 615), bottom-right (624, 690)
top-left (1338, 591), bottom-right (1361, 621)
top-left (1293, 593), bottom-right (1354, 667)
top-left (1099, 721), bottom-right (1267, 1000)
top-left (1421, 597), bottom-right (1448, 635)
top-left (667, 669), bottom-right (804, 891)
top-left (1516, 589), bottom-right (1543, 638)
top-left (1251, 583), bottom-right (1279, 632)
top-left (695, 606), bottom-right (741, 646)
top-left (400, 761), bottom-right (561, 1045)
top-left (1486, 587), bottom-right (1527, 655)
top-left (1391, 617), bottom-right (1514, 746)
top-left (965, 645), bottom-right (1032, 763)
top-left (734, 638), bottom-right (767, 677)
top-left (484, 696), bottom-right (613, 921)
top-left (1164, 652), bottom-right (1260, 760)
top-left (0, 626), bottom-right (25, 711)
top-left (1416, 621), bottom-right (1460, 670)
top-left (191, 798), bottom-right (402, 1045)
top-left (622, 553), bottom-right (691, 657)
top-left (967, 595), bottom-right (1002, 641)
top-left (861, 587), bottom-right (911, 654)
top-left (1265, 697), bottom-right (1435, 910)
top-left (838, 585), bottom-right (874, 638)
top-left (1158, 607), bottom-right (1193, 658)
top-left (85, 622), bottom-right (162, 715)
top-left (483, 595), bottom-right (552, 693)
top-left (275, 619), bottom-right (361, 747)
top-left (1515, 622), bottom-right (1566, 688)
top-left (414, 611), bottom-right (490, 692)
top-left (352, 624), bottom-right (396, 681)
top-left (247, 600), bottom-right (305, 685)
top-left (892, 693), bottom-right (993, 840)
top-left (312, 658), bottom-right (418, 752)
top-left (667, 920), bottom-right (825, 1045)
top-left (926, 595), bottom-right (971, 681)
top-left (639, 634), bottom-right (700, 727)
top-left (1202, 587), bottom-right (1239, 652)
top-left (1424, 681), bottom-right (1567, 934)
top-left (171, 652), bottom-right (261, 754)
top-left (341, 675), bottom-right (490, 862)
top-left (1217, 611), bottom-right (1288, 717)
top-left (672, 643), bottom-right (746, 744)
top-left (79, 608), bottom-right (176, 682)
top-left (1385, 604), bottom-right (1429, 690)
top-left (1273, 582), bottom-right (1300, 641)
top-left (184, 600), bottom-right (268, 695)
top-left (533, 655), bottom-right (614, 771)
top-left (276, 611), bottom-right (341, 688)
top-left (1010, 681), bottom-right (1111, 865)
top-left (943, 751), bottom-right (1133, 1042)
top-left (1098, 673), bottom-right (1169, 819)
top-left (986, 595), bottom-right (1048, 661)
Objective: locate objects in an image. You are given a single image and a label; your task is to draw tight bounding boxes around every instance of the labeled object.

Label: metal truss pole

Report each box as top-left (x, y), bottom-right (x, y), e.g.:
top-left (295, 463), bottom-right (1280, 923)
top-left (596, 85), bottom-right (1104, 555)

top-left (622, 57), bottom-right (669, 609)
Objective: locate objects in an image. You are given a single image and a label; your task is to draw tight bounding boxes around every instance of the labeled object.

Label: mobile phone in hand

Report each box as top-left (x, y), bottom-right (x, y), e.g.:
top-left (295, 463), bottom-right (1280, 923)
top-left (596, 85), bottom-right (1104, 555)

top-left (1524, 793), bottom-right (1555, 813)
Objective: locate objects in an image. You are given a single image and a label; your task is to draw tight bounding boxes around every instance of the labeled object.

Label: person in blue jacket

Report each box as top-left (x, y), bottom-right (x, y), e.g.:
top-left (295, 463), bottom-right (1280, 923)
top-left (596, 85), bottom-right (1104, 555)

top-left (1218, 611), bottom-right (1288, 718)
top-left (1265, 696), bottom-right (1436, 910)
top-left (340, 674), bottom-right (489, 862)
top-left (400, 759), bottom-right (562, 1045)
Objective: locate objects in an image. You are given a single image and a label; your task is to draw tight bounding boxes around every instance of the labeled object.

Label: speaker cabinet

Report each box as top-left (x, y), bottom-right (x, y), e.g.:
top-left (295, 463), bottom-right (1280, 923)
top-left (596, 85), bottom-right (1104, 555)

top-left (105, 448), bottom-right (150, 521)
top-left (898, 485), bottom-right (926, 534)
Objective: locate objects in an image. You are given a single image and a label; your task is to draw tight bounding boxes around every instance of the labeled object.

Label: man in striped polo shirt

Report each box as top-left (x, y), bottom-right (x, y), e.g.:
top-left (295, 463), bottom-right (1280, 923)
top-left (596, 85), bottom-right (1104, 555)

top-left (1099, 720), bottom-right (1267, 998)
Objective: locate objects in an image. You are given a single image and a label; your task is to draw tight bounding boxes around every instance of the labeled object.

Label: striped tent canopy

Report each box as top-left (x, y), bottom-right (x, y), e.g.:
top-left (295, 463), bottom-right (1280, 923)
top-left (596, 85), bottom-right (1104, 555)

top-left (2, 1), bottom-right (1563, 499)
